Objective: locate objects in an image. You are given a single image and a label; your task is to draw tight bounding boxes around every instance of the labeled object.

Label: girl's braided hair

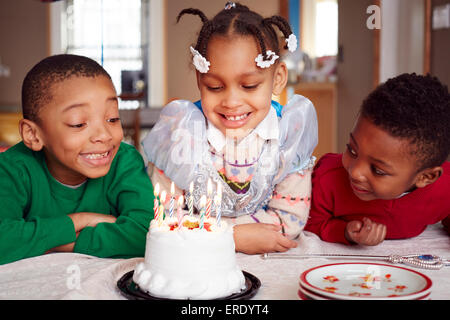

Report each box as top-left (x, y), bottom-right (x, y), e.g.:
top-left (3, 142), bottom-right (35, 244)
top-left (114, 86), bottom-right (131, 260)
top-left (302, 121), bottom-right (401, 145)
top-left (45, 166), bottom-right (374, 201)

top-left (177, 3), bottom-right (293, 62)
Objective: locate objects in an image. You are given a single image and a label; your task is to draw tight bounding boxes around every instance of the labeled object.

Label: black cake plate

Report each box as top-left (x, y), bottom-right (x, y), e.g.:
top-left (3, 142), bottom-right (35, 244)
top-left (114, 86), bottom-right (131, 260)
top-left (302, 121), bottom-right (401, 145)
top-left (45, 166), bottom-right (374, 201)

top-left (117, 270), bottom-right (261, 300)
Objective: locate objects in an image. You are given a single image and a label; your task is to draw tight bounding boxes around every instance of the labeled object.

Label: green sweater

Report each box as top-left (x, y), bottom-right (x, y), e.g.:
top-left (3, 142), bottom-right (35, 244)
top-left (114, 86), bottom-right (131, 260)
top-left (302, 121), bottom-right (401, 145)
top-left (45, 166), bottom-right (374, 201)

top-left (0, 142), bottom-right (154, 265)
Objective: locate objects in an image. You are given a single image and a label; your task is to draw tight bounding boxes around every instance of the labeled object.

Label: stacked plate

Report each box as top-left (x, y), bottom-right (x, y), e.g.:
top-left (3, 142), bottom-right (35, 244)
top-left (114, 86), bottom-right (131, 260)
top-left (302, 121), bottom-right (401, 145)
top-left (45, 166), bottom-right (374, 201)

top-left (298, 262), bottom-right (432, 300)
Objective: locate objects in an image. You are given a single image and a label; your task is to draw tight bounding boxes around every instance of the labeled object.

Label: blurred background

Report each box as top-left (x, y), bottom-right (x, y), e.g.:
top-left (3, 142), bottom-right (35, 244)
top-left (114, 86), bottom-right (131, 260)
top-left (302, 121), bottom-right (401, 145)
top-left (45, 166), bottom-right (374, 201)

top-left (0, 0), bottom-right (449, 159)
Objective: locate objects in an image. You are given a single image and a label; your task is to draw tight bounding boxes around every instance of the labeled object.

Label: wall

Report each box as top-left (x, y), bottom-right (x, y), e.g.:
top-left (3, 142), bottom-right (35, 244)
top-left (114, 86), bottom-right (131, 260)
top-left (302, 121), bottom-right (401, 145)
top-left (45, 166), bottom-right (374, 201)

top-left (300, 0), bottom-right (317, 56)
top-left (166, 0), bottom-right (279, 102)
top-left (380, 0), bottom-right (424, 83)
top-left (336, 0), bottom-right (375, 152)
top-left (431, 0), bottom-right (450, 87)
top-left (0, 0), bottom-right (49, 112)
top-left (148, 0), bottom-right (167, 107)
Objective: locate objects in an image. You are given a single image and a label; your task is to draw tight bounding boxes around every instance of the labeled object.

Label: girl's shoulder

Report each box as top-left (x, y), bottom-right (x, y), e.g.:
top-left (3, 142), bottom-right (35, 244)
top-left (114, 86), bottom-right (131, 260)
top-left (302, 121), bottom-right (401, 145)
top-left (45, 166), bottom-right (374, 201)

top-left (280, 94), bottom-right (316, 117)
top-left (278, 94), bottom-right (318, 145)
top-left (159, 99), bottom-right (206, 122)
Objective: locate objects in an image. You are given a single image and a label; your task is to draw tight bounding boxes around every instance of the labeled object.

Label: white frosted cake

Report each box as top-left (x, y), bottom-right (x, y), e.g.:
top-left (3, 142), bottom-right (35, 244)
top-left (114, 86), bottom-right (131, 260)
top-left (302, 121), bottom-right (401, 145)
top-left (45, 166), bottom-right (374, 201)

top-left (133, 215), bottom-right (246, 299)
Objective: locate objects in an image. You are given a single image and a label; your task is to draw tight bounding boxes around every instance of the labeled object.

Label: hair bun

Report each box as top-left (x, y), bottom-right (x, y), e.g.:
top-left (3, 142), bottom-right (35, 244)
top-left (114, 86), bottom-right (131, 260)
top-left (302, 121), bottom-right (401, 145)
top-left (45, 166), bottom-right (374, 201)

top-left (234, 3), bottom-right (250, 11)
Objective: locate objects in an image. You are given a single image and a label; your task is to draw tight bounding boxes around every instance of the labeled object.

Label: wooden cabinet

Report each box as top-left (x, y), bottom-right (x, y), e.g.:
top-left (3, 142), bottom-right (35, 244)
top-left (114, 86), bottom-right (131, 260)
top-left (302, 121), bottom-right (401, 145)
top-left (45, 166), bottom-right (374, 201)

top-left (289, 82), bottom-right (337, 160)
top-left (0, 112), bottom-right (22, 147)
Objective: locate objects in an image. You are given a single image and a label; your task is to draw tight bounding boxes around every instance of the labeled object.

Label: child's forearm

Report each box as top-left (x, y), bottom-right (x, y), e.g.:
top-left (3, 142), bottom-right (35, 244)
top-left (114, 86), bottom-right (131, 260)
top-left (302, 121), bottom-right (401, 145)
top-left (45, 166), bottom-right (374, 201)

top-left (267, 170), bottom-right (313, 239)
top-left (68, 212), bottom-right (117, 233)
top-left (305, 213), bottom-right (350, 244)
top-left (47, 213), bottom-right (117, 253)
top-left (442, 216), bottom-right (450, 234)
top-left (0, 215), bottom-right (76, 265)
top-left (46, 233), bottom-right (79, 253)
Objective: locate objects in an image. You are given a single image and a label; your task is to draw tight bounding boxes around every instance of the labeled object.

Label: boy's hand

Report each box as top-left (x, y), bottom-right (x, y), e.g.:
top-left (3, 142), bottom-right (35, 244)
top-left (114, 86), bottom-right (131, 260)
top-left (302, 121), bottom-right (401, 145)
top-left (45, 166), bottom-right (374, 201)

top-left (68, 212), bottom-right (117, 233)
top-left (47, 213), bottom-right (117, 253)
top-left (233, 223), bottom-right (298, 254)
top-left (345, 217), bottom-right (387, 246)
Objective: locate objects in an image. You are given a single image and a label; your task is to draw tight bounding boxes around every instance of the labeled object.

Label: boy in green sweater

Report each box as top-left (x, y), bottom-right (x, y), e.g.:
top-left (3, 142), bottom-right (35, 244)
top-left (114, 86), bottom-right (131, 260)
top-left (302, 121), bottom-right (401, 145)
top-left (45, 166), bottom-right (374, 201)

top-left (0, 54), bottom-right (154, 265)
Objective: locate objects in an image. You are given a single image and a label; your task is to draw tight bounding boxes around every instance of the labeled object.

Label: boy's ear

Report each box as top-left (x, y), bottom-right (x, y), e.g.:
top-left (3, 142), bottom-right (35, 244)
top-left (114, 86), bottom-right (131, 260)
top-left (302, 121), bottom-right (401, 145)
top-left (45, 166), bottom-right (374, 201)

top-left (415, 166), bottom-right (443, 188)
top-left (19, 119), bottom-right (44, 151)
top-left (272, 61), bottom-right (288, 96)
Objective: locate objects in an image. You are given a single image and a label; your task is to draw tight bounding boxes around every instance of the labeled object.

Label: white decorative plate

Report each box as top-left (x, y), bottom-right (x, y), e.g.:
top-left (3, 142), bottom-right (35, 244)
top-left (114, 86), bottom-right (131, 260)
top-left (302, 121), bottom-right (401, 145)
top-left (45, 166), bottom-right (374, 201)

top-left (299, 263), bottom-right (432, 300)
top-left (298, 284), bottom-right (328, 300)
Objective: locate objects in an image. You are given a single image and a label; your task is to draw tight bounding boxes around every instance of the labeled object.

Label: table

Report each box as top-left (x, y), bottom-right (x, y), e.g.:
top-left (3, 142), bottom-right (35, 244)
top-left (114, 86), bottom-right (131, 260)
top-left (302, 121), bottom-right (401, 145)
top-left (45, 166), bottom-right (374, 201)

top-left (0, 223), bottom-right (448, 300)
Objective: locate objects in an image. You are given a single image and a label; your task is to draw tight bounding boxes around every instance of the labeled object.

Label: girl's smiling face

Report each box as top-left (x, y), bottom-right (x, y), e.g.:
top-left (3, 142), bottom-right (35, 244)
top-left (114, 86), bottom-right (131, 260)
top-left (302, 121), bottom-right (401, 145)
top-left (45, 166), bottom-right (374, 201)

top-left (36, 75), bottom-right (123, 185)
top-left (342, 116), bottom-right (423, 201)
top-left (196, 35), bottom-right (287, 139)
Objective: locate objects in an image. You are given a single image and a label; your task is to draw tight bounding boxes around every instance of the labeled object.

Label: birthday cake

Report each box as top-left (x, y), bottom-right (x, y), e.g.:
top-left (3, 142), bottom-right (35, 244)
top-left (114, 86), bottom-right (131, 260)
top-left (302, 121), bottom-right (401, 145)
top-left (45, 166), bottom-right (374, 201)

top-left (133, 214), bottom-right (246, 299)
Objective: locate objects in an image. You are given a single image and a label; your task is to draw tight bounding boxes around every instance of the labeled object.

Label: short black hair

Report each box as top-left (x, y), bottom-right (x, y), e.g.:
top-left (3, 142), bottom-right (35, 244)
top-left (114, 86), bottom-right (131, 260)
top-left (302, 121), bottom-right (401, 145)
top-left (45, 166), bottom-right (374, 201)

top-left (361, 73), bottom-right (450, 171)
top-left (177, 2), bottom-right (293, 63)
top-left (21, 54), bottom-right (112, 122)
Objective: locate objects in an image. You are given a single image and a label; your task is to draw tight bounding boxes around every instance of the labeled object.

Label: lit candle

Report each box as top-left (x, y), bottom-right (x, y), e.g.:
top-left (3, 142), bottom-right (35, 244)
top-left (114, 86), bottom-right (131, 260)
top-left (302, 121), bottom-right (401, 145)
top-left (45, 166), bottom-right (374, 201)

top-left (217, 182), bottom-right (222, 199)
top-left (177, 195), bottom-right (184, 228)
top-left (216, 182), bottom-right (222, 225)
top-left (188, 181), bottom-right (194, 216)
top-left (199, 195), bottom-right (206, 230)
top-left (158, 204), bottom-right (164, 226)
top-left (153, 183), bottom-right (160, 221)
top-left (160, 190), bottom-right (167, 221)
top-left (169, 182), bottom-right (175, 218)
top-left (206, 179), bottom-right (212, 219)
top-left (214, 194), bottom-right (222, 227)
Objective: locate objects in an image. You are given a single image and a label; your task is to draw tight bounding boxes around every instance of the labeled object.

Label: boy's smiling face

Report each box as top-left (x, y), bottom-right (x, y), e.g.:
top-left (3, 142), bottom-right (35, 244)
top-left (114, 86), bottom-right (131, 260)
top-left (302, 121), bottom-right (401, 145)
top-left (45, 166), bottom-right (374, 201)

top-left (196, 35), bottom-right (286, 139)
top-left (36, 75), bottom-right (123, 185)
top-left (342, 116), bottom-right (422, 201)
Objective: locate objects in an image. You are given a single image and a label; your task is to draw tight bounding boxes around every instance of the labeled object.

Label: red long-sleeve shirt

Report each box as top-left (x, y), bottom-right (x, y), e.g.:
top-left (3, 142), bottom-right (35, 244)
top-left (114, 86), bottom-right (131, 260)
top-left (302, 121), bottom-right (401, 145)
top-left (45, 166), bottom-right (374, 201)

top-left (305, 153), bottom-right (450, 244)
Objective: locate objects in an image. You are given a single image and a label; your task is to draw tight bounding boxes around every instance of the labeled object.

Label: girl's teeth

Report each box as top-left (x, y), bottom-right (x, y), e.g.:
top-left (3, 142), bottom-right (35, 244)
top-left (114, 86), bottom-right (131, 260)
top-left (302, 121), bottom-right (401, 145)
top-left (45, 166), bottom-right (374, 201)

top-left (85, 152), bottom-right (108, 159)
top-left (225, 113), bottom-right (249, 121)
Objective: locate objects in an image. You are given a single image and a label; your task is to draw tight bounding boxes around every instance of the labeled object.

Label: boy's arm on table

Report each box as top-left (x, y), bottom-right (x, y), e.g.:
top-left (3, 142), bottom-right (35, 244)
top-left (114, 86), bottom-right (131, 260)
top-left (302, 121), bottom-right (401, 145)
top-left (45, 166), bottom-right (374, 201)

top-left (0, 165), bottom-right (76, 265)
top-left (442, 216), bottom-right (450, 235)
top-left (72, 149), bottom-right (155, 258)
top-left (48, 212), bottom-right (117, 253)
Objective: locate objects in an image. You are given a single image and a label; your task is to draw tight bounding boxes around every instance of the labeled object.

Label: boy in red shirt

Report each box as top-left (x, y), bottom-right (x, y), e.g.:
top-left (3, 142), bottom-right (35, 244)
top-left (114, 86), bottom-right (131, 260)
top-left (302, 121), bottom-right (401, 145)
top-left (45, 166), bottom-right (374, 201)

top-left (305, 73), bottom-right (450, 245)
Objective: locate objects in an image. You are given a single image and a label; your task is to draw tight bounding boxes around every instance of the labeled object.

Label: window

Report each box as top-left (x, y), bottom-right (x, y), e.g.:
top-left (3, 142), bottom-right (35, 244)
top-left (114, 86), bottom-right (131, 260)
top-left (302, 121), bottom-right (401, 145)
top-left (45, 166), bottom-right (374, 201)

top-left (315, 0), bottom-right (338, 57)
top-left (301, 0), bottom-right (338, 58)
top-left (63, 0), bottom-right (149, 109)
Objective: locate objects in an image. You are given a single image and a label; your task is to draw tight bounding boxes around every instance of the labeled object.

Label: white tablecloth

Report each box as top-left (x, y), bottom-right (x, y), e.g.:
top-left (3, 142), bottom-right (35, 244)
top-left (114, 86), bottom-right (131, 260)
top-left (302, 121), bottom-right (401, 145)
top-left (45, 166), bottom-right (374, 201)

top-left (0, 223), bottom-right (449, 300)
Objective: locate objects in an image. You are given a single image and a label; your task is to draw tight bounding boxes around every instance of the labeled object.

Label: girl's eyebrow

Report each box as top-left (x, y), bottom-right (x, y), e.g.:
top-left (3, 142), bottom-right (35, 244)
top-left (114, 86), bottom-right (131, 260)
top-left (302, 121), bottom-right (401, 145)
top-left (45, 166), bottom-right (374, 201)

top-left (240, 71), bottom-right (263, 77)
top-left (202, 70), bottom-right (263, 80)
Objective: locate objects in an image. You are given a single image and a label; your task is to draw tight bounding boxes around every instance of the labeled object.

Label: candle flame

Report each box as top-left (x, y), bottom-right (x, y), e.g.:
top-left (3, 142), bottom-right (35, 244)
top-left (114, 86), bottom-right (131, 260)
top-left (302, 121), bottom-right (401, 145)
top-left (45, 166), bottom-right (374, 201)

top-left (154, 183), bottom-right (160, 196)
top-left (170, 181), bottom-right (175, 195)
top-left (207, 179), bottom-right (212, 196)
top-left (160, 190), bottom-right (167, 203)
top-left (217, 182), bottom-right (222, 198)
top-left (200, 195), bottom-right (207, 207)
top-left (214, 194), bottom-right (221, 205)
top-left (189, 181), bottom-right (194, 193)
top-left (178, 195), bottom-right (184, 206)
